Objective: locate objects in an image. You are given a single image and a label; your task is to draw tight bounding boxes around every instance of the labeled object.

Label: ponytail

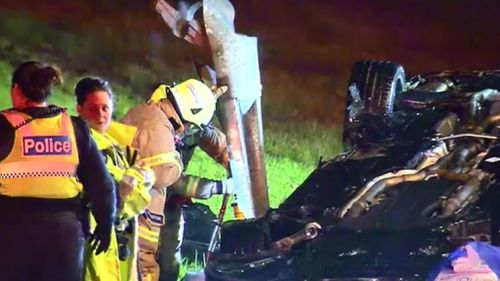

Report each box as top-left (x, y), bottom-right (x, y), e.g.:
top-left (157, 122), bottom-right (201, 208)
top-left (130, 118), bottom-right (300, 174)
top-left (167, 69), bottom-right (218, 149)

top-left (11, 61), bottom-right (62, 102)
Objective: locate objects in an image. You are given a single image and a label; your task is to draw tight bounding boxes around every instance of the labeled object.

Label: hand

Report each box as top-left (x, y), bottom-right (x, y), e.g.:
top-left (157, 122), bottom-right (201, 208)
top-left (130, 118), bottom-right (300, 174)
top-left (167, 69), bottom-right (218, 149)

top-left (180, 124), bottom-right (202, 147)
top-left (89, 222), bottom-right (112, 255)
top-left (199, 123), bottom-right (215, 135)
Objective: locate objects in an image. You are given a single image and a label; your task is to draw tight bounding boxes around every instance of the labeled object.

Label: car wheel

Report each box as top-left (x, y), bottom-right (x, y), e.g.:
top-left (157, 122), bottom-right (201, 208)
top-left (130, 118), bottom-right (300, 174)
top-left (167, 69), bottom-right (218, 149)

top-left (343, 60), bottom-right (406, 147)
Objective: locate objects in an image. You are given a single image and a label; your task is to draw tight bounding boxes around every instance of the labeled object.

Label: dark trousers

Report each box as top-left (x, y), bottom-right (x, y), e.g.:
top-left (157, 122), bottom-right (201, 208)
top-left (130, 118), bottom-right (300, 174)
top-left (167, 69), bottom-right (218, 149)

top-left (0, 211), bottom-right (85, 281)
top-left (159, 206), bottom-right (184, 281)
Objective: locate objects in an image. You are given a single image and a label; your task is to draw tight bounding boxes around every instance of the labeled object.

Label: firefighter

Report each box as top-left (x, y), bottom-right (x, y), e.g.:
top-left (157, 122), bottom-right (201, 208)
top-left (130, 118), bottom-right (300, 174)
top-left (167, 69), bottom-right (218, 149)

top-left (75, 77), bottom-right (155, 281)
top-left (0, 61), bottom-right (116, 281)
top-left (157, 88), bottom-right (233, 281)
top-left (120, 79), bottom-right (232, 281)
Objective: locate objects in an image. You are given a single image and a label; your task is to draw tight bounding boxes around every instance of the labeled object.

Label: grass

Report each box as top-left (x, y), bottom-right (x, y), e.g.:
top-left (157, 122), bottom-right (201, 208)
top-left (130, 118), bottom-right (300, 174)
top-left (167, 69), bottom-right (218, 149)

top-left (0, 61), bottom-right (12, 109)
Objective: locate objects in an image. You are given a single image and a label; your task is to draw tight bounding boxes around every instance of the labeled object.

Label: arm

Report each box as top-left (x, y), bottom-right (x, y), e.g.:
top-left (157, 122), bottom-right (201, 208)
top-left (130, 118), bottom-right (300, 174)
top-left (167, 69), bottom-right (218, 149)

top-left (169, 125), bottom-right (231, 199)
top-left (133, 121), bottom-right (183, 189)
top-left (198, 125), bottom-right (230, 169)
top-left (169, 174), bottom-right (218, 199)
top-left (169, 172), bottom-right (234, 199)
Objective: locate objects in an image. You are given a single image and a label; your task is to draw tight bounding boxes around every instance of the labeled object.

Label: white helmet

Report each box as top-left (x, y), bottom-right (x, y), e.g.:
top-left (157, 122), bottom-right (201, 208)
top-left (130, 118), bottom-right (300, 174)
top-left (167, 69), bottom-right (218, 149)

top-left (149, 79), bottom-right (224, 127)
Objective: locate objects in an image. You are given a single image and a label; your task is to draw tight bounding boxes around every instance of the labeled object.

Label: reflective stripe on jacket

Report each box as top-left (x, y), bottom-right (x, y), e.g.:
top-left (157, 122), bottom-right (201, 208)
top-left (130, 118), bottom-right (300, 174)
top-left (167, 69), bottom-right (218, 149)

top-left (0, 110), bottom-right (82, 198)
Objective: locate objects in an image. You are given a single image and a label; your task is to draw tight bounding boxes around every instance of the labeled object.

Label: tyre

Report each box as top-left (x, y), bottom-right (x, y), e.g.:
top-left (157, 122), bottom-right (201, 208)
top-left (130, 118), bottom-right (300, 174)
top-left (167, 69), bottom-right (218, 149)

top-left (343, 60), bottom-right (406, 147)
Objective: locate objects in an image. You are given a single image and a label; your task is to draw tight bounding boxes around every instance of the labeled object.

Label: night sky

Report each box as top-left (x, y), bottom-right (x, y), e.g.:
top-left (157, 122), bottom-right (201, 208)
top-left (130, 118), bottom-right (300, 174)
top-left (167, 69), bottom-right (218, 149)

top-left (233, 0), bottom-right (500, 74)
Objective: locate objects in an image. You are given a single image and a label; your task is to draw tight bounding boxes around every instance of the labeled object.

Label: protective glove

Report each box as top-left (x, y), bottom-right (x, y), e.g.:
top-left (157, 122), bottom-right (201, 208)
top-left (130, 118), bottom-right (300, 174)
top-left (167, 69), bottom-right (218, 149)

top-left (179, 123), bottom-right (215, 149)
top-left (199, 123), bottom-right (215, 138)
top-left (176, 124), bottom-right (202, 150)
top-left (212, 177), bottom-right (235, 195)
top-left (89, 221), bottom-right (112, 255)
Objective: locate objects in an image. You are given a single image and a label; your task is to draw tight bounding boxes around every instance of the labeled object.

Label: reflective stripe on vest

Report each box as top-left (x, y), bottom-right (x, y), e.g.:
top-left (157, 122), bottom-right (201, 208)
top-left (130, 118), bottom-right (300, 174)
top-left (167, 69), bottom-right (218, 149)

top-left (0, 110), bottom-right (82, 199)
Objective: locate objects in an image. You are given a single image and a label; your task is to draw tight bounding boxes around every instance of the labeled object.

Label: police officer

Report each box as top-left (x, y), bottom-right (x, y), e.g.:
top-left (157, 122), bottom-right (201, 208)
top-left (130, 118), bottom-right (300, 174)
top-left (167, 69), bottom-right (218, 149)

top-left (0, 61), bottom-right (116, 281)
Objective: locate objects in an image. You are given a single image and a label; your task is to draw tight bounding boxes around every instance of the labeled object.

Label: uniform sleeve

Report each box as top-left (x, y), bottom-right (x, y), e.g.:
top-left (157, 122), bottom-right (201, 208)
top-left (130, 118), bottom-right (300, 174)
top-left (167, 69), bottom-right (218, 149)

top-left (133, 122), bottom-right (183, 189)
top-left (199, 126), bottom-right (230, 169)
top-left (0, 115), bottom-right (14, 162)
top-left (72, 117), bottom-right (116, 226)
top-left (169, 174), bottom-right (219, 199)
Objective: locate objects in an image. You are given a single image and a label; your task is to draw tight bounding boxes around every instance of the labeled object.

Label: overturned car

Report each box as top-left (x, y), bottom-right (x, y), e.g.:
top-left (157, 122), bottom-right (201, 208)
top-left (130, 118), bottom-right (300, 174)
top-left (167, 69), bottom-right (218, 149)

top-left (200, 61), bottom-right (500, 280)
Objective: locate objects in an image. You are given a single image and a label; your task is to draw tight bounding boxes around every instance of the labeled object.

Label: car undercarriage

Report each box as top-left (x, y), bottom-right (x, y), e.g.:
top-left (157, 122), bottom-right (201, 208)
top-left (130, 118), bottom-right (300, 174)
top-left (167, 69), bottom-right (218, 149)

top-left (187, 61), bottom-right (500, 281)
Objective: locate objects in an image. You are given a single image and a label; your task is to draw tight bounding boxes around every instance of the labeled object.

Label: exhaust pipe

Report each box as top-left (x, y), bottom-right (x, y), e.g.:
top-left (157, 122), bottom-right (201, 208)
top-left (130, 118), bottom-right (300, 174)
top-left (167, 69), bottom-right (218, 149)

top-left (341, 141), bottom-right (484, 218)
top-left (441, 170), bottom-right (493, 217)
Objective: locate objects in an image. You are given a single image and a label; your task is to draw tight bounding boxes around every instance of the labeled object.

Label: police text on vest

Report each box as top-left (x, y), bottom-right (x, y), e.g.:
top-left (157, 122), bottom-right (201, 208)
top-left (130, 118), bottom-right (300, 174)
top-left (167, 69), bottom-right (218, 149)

top-left (23, 136), bottom-right (72, 156)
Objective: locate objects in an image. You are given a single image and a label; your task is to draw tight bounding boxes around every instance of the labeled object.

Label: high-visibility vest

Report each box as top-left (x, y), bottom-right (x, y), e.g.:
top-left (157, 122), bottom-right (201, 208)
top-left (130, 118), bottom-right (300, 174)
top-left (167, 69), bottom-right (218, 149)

top-left (92, 129), bottom-right (129, 173)
top-left (0, 110), bottom-right (82, 199)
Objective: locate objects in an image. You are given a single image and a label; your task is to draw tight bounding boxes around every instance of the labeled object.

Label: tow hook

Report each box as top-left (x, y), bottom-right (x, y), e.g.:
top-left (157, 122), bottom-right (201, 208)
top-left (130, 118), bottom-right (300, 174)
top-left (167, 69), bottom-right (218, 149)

top-left (273, 222), bottom-right (322, 252)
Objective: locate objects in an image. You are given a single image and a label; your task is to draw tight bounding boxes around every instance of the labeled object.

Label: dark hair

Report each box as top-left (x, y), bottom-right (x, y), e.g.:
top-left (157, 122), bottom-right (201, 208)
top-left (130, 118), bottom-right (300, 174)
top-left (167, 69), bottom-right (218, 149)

top-left (11, 61), bottom-right (62, 103)
top-left (74, 77), bottom-right (114, 105)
